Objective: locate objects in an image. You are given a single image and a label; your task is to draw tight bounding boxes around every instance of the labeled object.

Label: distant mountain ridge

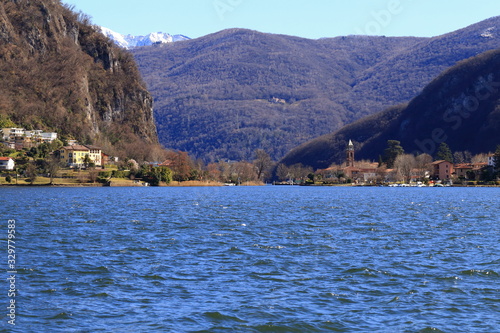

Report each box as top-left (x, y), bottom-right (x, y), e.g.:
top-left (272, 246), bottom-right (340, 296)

top-left (280, 47), bottom-right (500, 170)
top-left (100, 27), bottom-right (190, 49)
top-left (132, 16), bottom-right (500, 162)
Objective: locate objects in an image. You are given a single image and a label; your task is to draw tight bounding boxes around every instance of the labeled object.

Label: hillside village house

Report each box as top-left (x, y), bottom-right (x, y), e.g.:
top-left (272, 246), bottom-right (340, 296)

top-left (0, 157), bottom-right (15, 170)
top-left (2, 127), bottom-right (58, 150)
top-left (1, 128), bottom-right (24, 139)
top-left (59, 145), bottom-right (102, 168)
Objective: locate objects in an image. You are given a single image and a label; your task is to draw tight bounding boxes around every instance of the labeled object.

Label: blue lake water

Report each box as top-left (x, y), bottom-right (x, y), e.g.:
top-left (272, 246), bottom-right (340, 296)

top-left (0, 186), bottom-right (499, 332)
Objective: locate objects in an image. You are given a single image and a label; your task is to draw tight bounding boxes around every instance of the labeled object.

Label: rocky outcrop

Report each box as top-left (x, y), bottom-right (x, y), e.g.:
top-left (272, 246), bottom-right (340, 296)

top-left (0, 0), bottom-right (158, 157)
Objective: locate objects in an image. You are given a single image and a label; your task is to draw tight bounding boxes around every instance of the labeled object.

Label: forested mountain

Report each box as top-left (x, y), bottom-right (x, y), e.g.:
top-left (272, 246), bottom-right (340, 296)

top-left (133, 17), bottom-right (500, 162)
top-left (280, 47), bottom-right (500, 170)
top-left (0, 0), bottom-right (159, 160)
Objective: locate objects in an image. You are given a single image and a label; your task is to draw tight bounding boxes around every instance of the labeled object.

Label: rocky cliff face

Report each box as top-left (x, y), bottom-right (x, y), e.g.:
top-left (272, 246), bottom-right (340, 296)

top-left (0, 0), bottom-right (158, 158)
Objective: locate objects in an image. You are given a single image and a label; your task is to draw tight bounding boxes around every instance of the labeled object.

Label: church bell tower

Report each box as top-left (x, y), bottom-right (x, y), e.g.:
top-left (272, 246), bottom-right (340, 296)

top-left (346, 140), bottom-right (355, 167)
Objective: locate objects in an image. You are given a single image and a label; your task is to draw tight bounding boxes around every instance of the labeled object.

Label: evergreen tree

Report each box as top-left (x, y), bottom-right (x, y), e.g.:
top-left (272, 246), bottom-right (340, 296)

top-left (378, 155), bottom-right (383, 168)
top-left (383, 140), bottom-right (404, 168)
top-left (494, 145), bottom-right (500, 171)
top-left (436, 142), bottom-right (453, 163)
top-left (83, 154), bottom-right (92, 169)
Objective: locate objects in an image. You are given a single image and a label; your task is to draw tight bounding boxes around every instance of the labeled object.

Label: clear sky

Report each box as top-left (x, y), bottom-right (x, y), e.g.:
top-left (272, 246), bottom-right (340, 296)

top-left (63, 0), bottom-right (500, 39)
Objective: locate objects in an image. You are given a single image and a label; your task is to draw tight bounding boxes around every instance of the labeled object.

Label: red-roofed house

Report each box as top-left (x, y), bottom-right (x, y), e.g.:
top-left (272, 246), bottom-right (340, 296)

top-left (431, 160), bottom-right (454, 180)
top-left (0, 157), bottom-right (15, 170)
top-left (454, 164), bottom-right (473, 179)
top-left (454, 162), bottom-right (490, 180)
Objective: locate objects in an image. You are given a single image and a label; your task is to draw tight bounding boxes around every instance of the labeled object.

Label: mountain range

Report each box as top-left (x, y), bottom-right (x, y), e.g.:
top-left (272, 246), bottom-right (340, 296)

top-left (280, 47), bottom-right (500, 170)
top-left (2, 2), bottom-right (499, 167)
top-left (131, 17), bottom-right (500, 162)
top-left (100, 27), bottom-right (190, 49)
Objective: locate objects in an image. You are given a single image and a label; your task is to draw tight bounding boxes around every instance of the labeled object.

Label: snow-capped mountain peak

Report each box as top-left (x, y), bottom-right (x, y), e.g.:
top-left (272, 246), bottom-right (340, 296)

top-left (100, 27), bottom-right (190, 49)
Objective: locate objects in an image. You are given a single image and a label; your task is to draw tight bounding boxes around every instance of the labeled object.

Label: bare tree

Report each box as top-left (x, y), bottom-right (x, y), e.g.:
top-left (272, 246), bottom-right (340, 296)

top-left (472, 153), bottom-right (489, 164)
top-left (77, 171), bottom-right (88, 183)
top-left (453, 151), bottom-right (467, 164)
top-left (253, 149), bottom-right (273, 181)
top-left (276, 164), bottom-right (290, 182)
top-left (376, 165), bottom-right (388, 183)
top-left (464, 151), bottom-right (473, 164)
top-left (231, 162), bottom-right (258, 184)
top-left (46, 155), bottom-right (62, 185)
top-left (207, 163), bottom-right (222, 182)
top-left (394, 154), bottom-right (416, 183)
top-left (148, 144), bottom-right (168, 163)
top-left (415, 153), bottom-right (433, 180)
top-left (288, 164), bottom-right (313, 183)
top-left (25, 162), bottom-right (38, 185)
top-left (88, 167), bottom-right (99, 183)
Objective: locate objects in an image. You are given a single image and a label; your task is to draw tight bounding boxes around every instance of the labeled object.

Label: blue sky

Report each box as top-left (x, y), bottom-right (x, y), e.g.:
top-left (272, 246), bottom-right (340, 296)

top-left (63, 0), bottom-right (499, 39)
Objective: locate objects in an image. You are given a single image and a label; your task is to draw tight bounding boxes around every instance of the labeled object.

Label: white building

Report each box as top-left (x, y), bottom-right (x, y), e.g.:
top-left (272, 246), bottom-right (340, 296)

top-left (24, 130), bottom-right (43, 139)
top-left (488, 154), bottom-right (495, 167)
top-left (2, 128), bottom-right (58, 149)
top-left (0, 157), bottom-right (15, 170)
top-left (1, 128), bottom-right (24, 140)
top-left (41, 132), bottom-right (58, 142)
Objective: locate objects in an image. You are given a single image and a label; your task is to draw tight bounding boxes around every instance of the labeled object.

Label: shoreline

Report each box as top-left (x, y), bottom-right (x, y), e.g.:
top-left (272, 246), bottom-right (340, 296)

top-left (1, 182), bottom-right (498, 188)
top-left (0, 179), bottom-right (267, 187)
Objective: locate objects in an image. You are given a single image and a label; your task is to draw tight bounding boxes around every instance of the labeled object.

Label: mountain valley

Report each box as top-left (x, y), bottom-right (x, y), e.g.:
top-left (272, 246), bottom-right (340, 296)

top-left (131, 17), bottom-right (500, 162)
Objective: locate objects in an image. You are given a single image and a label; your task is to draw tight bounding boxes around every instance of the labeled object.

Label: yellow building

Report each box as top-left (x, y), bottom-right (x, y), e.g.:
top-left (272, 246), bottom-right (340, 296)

top-left (85, 145), bottom-right (102, 167)
top-left (59, 145), bottom-right (102, 168)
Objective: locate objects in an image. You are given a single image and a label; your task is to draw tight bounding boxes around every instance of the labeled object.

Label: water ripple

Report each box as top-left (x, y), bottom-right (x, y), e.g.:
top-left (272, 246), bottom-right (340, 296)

top-left (1, 186), bottom-right (499, 332)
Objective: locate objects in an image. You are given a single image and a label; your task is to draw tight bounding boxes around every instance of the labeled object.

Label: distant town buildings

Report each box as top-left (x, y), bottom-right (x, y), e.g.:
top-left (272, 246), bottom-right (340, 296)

top-left (1, 127), bottom-right (58, 150)
top-left (0, 128), bottom-right (117, 169)
top-left (319, 140), bottom-right (497, 184)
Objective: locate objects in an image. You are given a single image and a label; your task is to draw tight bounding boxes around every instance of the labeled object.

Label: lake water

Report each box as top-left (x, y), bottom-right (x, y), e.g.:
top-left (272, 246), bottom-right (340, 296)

top-left (0, 186), bottom-right (499, 332)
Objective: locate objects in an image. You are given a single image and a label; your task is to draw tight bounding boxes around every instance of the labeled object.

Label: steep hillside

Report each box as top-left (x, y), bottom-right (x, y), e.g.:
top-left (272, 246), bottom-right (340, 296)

top-left (0, 0), bottom-right (158, 160)
top-left (133, 30), bottom-right (424, 161)
top-left (346, 16), bottom-right (500, 116)
top-left (280, 48), bottom-right (500, 170)
top-left (133, 17), bottom-right (500, 162)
